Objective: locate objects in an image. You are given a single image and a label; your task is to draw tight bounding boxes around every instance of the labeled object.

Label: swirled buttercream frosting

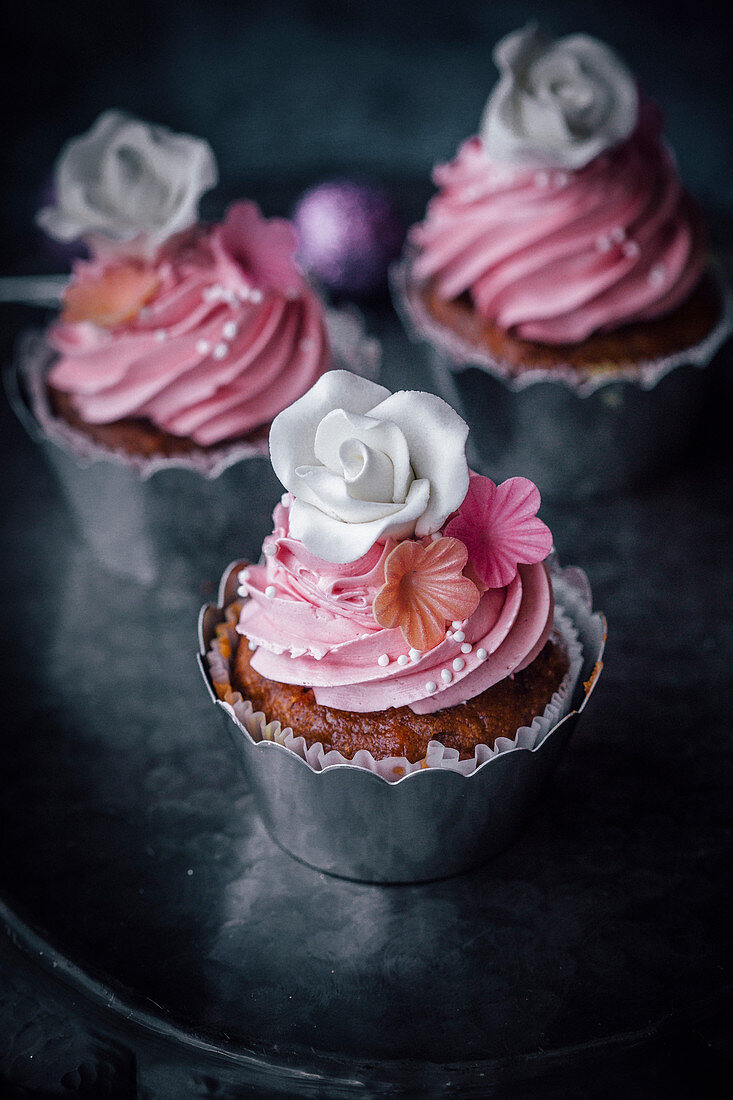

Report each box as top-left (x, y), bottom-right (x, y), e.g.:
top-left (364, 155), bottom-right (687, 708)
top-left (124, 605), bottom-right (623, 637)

top-left (237, 490), bottom-right (553, 716)
top-left (412, 97), bottom-right (707, 344)
top-left (47, 203), bottom-right (330, 445)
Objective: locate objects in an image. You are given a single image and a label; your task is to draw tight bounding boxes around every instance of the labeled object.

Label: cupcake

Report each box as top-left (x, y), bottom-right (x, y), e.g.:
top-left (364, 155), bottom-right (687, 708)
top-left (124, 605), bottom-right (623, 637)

top-left (12, 111), bottom-right (378, 583)
top-left (394, 25), bottom-right (731, 495)
top-left (200, 370), bottom-right (605, 882)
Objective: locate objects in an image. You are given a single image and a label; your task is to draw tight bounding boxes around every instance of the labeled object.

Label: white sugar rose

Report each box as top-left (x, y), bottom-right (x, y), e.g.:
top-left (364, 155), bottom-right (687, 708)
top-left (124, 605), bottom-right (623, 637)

top-left (36, 109), bottom-right (217, 251)
top-left (269, 371), bottom-right (470, 564)
top-left (481, 24), bottom-right (638, 169)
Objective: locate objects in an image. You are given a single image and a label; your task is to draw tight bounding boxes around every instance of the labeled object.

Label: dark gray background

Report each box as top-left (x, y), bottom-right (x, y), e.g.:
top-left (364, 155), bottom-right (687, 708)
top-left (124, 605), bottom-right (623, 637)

top-left (2, 2), bottom-right (732, 1097)
top-left (3, 0), bottom-right (732, 267)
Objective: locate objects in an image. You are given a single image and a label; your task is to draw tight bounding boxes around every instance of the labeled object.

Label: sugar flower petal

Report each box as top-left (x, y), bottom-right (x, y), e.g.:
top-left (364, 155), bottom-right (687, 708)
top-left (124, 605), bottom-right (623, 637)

top-left (481, 24), bottom-right (638, 169)
top-left (218, 201), bottom-right (302, 294)
top-left (61, 263), bottom-right (159, 327)
top-left (445, 475), bottom-right (552, 589)
top-left (37, 109), bottom-right (217, 251)
top-left (373, 537), bottom-right (480, 652)
top-left (269, 371), bottom-right (470, 564)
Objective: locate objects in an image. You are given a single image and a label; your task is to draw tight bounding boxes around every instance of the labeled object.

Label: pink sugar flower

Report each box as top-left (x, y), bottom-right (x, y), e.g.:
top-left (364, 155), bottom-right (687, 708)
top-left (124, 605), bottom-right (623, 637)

top-left (373, 537), bottom-right (480, 652)
top-left (445, 475), bottom-right (552, 589)
top-left (61, 262), bottom-right (159, 327)
top-left (219, 201), bottom-right (302, 295)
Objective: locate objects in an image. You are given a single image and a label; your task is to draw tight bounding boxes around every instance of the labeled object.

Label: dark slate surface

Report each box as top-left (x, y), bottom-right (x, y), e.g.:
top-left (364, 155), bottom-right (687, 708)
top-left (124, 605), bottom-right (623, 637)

top-left (1, 300), bottom-right (732, 1096)
top-left (2, 1), bottom-right (733, 1095)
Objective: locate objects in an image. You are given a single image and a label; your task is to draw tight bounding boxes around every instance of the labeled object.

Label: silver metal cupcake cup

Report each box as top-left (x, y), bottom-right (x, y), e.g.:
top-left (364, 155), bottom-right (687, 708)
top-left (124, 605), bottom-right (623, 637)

top-left (392, 254), bottom-right (732, 499)
top-left (6, 310), bottom-right (380, 587)
top-left (197, 559), bottom-right (606, 884)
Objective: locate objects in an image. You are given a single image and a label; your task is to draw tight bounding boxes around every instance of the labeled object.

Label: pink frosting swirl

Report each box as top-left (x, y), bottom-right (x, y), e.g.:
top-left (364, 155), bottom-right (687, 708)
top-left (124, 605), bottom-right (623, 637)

top-left (411, 98), bottom-right (707, 344)
top-left (236, 499), bottom-right (553, 714)
top-left (47, 203), bottom-right (330, 445)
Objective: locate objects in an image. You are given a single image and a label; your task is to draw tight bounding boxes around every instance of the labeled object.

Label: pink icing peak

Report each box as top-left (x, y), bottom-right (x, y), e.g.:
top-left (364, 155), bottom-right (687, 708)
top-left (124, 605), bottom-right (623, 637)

top-left (445, 474), bottom-right (552, 589)
top-left (236, 497), bottom-right (554, 714)
top-left (259, 500), bottom-right (393, 632)
top-left (411, 96), bottom-right (708, 344)
top-left (47, 208), bottom-right (330, 445)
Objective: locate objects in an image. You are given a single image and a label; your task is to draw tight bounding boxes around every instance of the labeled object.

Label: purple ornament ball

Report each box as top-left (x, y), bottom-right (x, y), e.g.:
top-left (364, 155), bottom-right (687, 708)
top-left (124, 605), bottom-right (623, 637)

top-left (292, 179), bottom-right (405, 297)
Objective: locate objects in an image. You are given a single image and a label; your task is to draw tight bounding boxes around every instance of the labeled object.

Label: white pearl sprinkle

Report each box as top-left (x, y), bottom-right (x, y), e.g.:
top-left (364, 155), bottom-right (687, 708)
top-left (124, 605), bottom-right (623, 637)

top-left (154, 329), bottom-right (166, 342)
top-left (265, 585), bottom-right (276, 599)
top-left (461, 642), bottom-right (472, 654)
top-left (425, 681), bottom-right (437, 693)
top-left (397, 654), bottom-right (409, 666)
top-left (196, 339), bottom-right (211, 355)
top-left (610, 226), bottom-right (626, 244)
top-left (554, 171), bottom-right (569, 187)
top-left (452, 630), bottom-right (465, 643)
top-left (440, 668), bottom-right (452, 684)
top-left (248, 639), bottom-right (257, 650)
top-left (409, 648), bottom-right (421, 662)
top-left (452, 657), bottom-right (465, 672)
top-left (203, 285), bottom-right (223, 302)
top-left (648, 263), bottom-right (666, 286)
top-left (250, 289), bottom-right (263, 304)
top-left (236, 586), bottom-right (248, 597)
top-left (451, 621), bottom-right (463, 630)
top-left (476, 647), bottom-right (488, 661)
top-left (535, 171), bottom-right (550, 188)
top-left (596, 235), bottom-right (612, 253)
top-left (222, 321), bottom-right (237, 339)
top-left (623, 240), bottom-right (640, 259)
top-left (430, 532), bottom-right (442, 541)
top-left (237, 568), bottom-right (250, 584)
top-left (446, 630), bottom-right (453, 639)
top-left (223, 289), bottom-right (237, 305)
top-left (377, 654), bottom-right (390, 667)
top-left (213, 342), bottom-right (228, 360)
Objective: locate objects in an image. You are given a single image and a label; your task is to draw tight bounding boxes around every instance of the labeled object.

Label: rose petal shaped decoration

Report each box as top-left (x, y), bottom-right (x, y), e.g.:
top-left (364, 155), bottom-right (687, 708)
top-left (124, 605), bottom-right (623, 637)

top-left (36, 109), bottom-right (218, 251)
top-left (268, 370), bottom-right (469, 564)
top-left (446, 475), bottom-right (553, 589)
top-left (480, 24), bottom-right (638, 169)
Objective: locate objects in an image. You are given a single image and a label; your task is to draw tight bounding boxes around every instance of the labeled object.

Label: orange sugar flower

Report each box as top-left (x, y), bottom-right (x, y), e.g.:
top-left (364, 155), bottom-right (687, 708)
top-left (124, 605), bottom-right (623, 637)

top-left (62, 263), bottom-right (159, 327)
top-left (373, 537), bottom-right (480, 652)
